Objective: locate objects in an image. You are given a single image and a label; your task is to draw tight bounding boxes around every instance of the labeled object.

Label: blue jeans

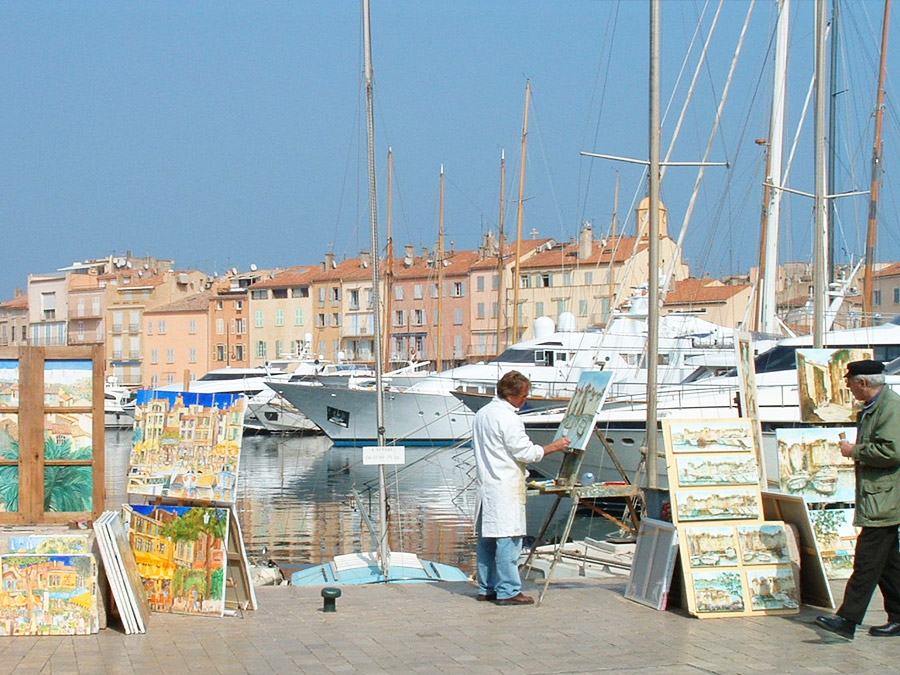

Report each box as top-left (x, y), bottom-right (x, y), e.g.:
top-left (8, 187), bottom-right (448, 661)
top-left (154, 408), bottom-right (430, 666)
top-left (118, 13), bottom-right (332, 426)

top-left (476, 513), bottom-right (523, 599)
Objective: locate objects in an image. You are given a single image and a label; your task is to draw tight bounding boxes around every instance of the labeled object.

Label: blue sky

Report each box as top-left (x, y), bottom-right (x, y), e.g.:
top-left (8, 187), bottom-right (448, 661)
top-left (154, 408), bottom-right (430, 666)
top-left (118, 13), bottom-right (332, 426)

top-left (1, 1), bottom-right (898, 301)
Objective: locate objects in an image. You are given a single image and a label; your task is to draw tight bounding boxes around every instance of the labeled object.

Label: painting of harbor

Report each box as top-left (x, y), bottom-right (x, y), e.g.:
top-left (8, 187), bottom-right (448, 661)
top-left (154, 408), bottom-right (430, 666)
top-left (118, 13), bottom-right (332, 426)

top-left (746, 567), bottom-right (800, 611)
top-left (674, 489), bottom-right (761, 522)
top-left (809, 508), bottom-right (859, 579)
top-left (552, 371), bottom-right (612, 451)
top-left (776, 427), bottom-right (856, 503)
top-left (675, 454), bottom-right (759, 487)
top-left (43, 360), bottom-right (93, 407)
top-left (128, 391), bottom-right (245, 503)
top-left (124, 504), bottom-right (228, 616)
top-left (683, 526), bottom-right (739, 567)
top-left (736, 523), bottom-right (791, 565)
top-left (8, 534), bottom-right (91, 555)
top-left (796, 348), bottom-right (872, 423)
top-left (0, 554), bottom-right (99, 635)
top-left (691, 570), bottom-right (745, 614)
top-left (664, 420), bottom-right (755, 454)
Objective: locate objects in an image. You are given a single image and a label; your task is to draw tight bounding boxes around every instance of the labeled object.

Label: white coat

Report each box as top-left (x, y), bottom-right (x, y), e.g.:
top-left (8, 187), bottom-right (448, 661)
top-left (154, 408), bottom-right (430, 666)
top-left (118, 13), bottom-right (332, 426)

top-left (473, 396), bottom-right (545, 537)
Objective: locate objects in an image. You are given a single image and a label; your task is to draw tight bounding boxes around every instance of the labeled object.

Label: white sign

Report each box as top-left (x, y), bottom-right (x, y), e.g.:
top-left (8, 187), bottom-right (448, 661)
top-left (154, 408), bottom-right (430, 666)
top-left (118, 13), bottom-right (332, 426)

top-left (362, 446), bottom-right (406, 465)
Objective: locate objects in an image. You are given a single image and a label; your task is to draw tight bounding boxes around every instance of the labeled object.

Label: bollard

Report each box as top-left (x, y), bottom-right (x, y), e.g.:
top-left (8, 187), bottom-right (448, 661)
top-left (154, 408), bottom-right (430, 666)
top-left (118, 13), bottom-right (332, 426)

top-left (321, 586), bottom-right (341, 612)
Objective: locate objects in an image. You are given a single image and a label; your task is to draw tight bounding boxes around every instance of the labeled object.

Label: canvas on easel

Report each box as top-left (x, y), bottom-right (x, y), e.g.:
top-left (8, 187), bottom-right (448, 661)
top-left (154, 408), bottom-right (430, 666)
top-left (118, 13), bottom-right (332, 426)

top-left (552, 371), bottom-right (612, 487)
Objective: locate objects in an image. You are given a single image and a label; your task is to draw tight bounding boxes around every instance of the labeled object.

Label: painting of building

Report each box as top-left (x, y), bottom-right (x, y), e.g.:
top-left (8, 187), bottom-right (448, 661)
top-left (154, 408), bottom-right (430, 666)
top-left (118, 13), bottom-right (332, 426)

top-left (746, 567), bottom-right (799, 611)
top-left (691, 571), bottom-right (745, 613)
top-left (674, 489), bottom-right (761, 522)
top-left (736, 524), bottom-right (791, 565)
top-left (675, 454), bottom-right (759, 487)
top-left (129, 391), bottom-right (244, 503)
top-left (683, 527), bottom-right (739, 567)
top-left (664, 420), bottom-right (756, 454)
top-left (776, 427), bottom-right (856, 503)
top-left (124, 504), bottom-right (228, 616)
top-left (796, 348), bottom-right (872, 423)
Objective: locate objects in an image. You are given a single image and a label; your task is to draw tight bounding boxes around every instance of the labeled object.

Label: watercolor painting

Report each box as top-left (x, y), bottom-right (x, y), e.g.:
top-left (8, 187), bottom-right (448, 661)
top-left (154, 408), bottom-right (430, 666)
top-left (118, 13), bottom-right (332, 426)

top-left (128, 391), bottom-right (245, 503)
top-left (691, 570), bottom-right (745, 613)
top-left (8, 534), bottom-right (91, 555)
top-left (43, 360), bottom-right (93, 407)
top-left (796, 348), bottom-right (872, 424)
top-left (683, 526), bottom-right (740, 567)
top-left (675, 454), bottom-right (759, 487)
top-left (553, 371), bottom-right (613, 451)
top-left (41, 412), bottom-right (94, 513)
top-left (125, 504), bottom-right (228, 616)
top-left (664, 419), bottom-right (756, 454)
top-left (0, 360), bottom-right (19, 406)
top-left (0, 554), bottom-right (99, 635)
top-left (746, 567), bottom-right (800, 611)
top-left (809, 508), bottom-right (859, 579)
top-left (674, 488), bottom-right (761, 522)
top-left (776, 427), bottom-right (856, 503)
top-left (737, 523), bottom-right (791, 565)
top-left (0, 412), bottom-right (19, 513)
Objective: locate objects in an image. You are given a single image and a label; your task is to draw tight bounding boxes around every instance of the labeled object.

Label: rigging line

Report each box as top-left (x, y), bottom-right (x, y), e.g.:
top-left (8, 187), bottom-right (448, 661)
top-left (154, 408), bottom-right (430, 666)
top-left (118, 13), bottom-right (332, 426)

top-left (528, 92), bottom-right (568, 242)
top-left (663, 0), bottom-right (755, 295)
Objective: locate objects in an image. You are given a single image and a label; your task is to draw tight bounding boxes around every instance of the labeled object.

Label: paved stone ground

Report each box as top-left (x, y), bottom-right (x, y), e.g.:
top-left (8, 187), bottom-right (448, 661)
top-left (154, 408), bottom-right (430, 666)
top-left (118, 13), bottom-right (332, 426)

top-left (0, 577), bottom-right (897, 674)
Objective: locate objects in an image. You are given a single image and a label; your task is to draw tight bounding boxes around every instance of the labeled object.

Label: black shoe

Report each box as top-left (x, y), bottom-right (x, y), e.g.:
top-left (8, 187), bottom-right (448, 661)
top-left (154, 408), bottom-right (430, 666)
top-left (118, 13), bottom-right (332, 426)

top-left (815, 614), bottom-right (856, 639)
top-left (476, 593), bottom-right (496, 602)
top-left (869, 621), bottom-right (900, 637)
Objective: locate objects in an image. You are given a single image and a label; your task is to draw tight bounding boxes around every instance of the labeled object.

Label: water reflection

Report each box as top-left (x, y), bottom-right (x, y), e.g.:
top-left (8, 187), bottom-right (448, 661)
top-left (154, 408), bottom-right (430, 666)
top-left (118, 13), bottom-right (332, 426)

top-left (105, 431), bottom-right (616, 577)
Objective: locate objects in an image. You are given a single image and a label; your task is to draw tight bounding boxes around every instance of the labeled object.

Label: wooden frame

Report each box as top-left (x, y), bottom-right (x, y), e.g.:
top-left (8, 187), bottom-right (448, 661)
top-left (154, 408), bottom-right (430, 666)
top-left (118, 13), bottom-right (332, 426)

top-left (0, 346), bottom-right (105, 524)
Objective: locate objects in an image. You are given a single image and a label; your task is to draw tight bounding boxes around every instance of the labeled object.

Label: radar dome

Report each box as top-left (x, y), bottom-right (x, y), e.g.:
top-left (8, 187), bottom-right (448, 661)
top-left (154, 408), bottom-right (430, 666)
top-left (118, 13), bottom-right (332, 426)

top-left (533, 316), bottom-right (555, 339)
top-left (557, 312), bottom-right (577, 332)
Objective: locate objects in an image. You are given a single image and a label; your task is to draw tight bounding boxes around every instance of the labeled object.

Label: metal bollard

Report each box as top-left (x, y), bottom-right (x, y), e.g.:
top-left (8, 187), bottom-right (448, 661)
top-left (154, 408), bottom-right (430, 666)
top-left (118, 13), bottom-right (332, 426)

top-left (321, 586), bottom-right (341, 612)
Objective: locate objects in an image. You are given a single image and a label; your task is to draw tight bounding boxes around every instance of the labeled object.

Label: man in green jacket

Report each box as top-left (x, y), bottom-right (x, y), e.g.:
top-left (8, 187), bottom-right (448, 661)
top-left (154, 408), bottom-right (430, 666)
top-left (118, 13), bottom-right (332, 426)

top-left (816, 359), bottom-right (900, 640)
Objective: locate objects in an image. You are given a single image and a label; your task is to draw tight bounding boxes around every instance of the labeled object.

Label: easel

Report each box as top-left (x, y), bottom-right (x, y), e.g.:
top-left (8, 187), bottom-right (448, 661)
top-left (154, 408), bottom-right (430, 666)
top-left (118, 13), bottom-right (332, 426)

top-left (521, 428), bottom-right (643, 605)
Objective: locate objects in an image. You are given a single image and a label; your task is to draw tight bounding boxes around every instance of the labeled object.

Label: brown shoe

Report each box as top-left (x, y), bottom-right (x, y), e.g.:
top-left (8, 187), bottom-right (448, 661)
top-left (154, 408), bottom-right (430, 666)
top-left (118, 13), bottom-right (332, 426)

top-left (493, 593), bottom-right (534, 606)
top-left (476, 593), bottom-right (496, 602)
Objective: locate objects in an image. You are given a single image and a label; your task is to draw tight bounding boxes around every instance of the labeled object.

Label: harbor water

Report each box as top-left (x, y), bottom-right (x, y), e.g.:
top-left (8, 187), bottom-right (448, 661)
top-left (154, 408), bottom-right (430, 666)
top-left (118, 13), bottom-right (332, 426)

top-left (105, 429), bottom-right (618, 577)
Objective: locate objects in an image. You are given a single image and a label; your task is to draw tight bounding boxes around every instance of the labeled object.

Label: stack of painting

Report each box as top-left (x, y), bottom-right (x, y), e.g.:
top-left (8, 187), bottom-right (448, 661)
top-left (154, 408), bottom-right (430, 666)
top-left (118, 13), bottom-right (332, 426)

top-left (94, 511), bottom-right (151, 633)
top-left (664, 419), bottom-right (800, 618)
top-left (0, 533), bottom-right (99, 636)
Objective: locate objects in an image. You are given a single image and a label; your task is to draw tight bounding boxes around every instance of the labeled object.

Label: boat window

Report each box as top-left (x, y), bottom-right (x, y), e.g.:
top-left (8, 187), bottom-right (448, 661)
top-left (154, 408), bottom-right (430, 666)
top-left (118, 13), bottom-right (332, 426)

top-left (752, 345), bottom-right (797, 374)
top-left (327, 406), bottom-right (350, 428)
top-left (555, 352), bottom-right (568, 363)
top-left (534, 350), bottom-right (553, 367)
top-left (495, 348), bottom-right (537, 364)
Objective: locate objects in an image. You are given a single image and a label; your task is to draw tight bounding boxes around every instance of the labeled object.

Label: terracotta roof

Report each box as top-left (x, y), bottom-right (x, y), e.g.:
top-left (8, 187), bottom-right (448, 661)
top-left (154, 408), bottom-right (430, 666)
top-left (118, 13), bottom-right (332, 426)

top-left (250, 266), bottom-right (317, 289)
top-left (145, 291), bottom-right (215, 314)
top-left (392, 250), bottom-right (480, 280)
top-left (311, 257), bottom-right (377, 283)
top-left (469, 238), bottom-right (556, 270)
top-left (874, 262), bottom-right (900, 278)
top-left (0, 295), bottom-right (28, 309)
top-left (665, 278), bottom-right (750, 305)
top-left (517, 236), bottom-right (648, 270)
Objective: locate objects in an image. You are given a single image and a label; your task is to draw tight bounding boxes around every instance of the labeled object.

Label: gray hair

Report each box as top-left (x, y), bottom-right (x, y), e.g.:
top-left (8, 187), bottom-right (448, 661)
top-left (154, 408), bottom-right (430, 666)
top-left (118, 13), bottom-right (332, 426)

top-left (852, 373), bottom-right (885, 387)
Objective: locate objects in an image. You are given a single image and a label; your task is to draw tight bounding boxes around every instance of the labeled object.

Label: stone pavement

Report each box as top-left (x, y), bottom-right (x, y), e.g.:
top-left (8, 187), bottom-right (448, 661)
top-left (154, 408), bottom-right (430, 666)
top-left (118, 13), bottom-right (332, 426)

top-left (0, 576), bottom-right (896, 674)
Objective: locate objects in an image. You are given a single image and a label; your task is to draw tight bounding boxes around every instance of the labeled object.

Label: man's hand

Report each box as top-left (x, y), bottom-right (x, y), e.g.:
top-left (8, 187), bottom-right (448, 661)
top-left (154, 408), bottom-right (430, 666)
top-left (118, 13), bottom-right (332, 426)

top-left (839, 440), bottom-right (854, 458)
top-left (544, 436), bottom-right (572, 455)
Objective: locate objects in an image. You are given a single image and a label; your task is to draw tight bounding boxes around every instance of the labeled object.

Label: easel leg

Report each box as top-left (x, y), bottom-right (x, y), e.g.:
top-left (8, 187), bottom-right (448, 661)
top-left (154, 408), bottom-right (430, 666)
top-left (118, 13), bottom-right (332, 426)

top-left (522, 494), bottom-right (563, 580)
top-left (537, 493), bottom-right (580, 607)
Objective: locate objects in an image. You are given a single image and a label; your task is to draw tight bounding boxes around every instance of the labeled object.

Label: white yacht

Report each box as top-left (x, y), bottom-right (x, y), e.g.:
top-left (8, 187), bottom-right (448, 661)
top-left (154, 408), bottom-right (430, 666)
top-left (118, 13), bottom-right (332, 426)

top-left (104, 381), bottom-right (136, 428)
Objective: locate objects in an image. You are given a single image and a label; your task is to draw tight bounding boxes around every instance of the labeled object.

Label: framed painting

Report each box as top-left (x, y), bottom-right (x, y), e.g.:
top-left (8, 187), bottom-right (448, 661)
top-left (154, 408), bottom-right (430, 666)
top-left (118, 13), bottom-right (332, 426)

top-left (776, 427), bottom-right (855, 503)
top-left (809, 507), bottom-right (858, 580)
top-left (663, 419), bottom-right (756, 454)
top-left (796, 348), bottom-right (872, 424)
top-left (682, 526), bottom-right (740, 568)
top-left (736, 523), bottom-right (791, 565)
top-left (672, 488), bottom-right (761, 523)
top-left (690, 570), bottom-right (745, 615)
top-left (552, 371), bottom-right (612, 486)
top-left (745, 566), bottom-right (800, 612)
top-left (675, 453), bottom-right (759, 487)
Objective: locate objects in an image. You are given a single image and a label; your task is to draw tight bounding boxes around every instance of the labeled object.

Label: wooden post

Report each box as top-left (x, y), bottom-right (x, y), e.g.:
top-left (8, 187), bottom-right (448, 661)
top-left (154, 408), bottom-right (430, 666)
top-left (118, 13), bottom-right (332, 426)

top-left (183, 369), bottom-right (191, 391)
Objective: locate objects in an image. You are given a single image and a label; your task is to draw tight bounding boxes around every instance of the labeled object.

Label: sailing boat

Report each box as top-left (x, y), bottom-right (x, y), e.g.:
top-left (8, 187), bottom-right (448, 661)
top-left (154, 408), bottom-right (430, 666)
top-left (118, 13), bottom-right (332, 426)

top-left (291, 0), bottom-right (466, 586)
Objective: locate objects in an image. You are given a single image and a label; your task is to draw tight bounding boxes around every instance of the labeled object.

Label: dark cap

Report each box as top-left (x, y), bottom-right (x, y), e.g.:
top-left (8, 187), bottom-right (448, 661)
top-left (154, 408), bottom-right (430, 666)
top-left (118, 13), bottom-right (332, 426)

top-left (845, 359), bottom-right (884, 377)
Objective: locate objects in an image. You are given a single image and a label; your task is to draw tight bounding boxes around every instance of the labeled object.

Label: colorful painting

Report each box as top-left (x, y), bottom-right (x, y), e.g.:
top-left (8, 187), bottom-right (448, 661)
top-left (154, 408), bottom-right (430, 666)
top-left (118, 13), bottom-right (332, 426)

top-left (796, 348), bottom-right (872, 423)
top-left (745, 567), bottom-right (800, 611)
top-left (0, 360), bottom-right (19, 406)
top-left (8, 534), bottom-right (91, 554)
top-left (125, 504), bottom-right (229, 616)
top-left (683, 526), bottom-right (739, 567)
top-left (664, 419), bottom-right (756, 454)
top-left (737, 523), bottom-right (791, 565)
top-left (675, 454), bottom-right (759, 487)
top-left (44, 360), bottom-right (93, 407)
top-left (0, 412), bottom-right (19, 513)
top-left (691, 570), bottom-right (745, 613)
top-left (553, 371), bottom-right (613, 451)
top-left (674, 488), bottom-right (761, 522)
top-left (776, 427), bottom-right (856, 503)
top-left (0, 554), bottom-right (99, 635)
top-left (809, 508), bottom-right (859, 579)
top-left (128, 391), bottom-right (245, 503)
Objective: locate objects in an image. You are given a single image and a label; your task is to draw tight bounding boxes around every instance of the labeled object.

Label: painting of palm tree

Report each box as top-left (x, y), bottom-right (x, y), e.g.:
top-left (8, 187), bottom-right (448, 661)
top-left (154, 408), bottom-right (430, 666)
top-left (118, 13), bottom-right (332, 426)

top-left (43, 435), bottom-right (92, 512)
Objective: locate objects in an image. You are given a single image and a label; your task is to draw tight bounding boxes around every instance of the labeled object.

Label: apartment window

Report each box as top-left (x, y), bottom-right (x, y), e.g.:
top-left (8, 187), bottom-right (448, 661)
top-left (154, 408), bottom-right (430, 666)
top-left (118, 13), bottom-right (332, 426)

top-left (150, 375), bottom-right (158, 389)
top-left (129, 311), bottom-right (140, 332)
top-left (492, 302), bottom-right (498, 318)
top-left (394, 310), bottom-right (407, 326)
top-left (112, 337), bottom-right (123, 359)
top-left (235, 318), bottom-right (246, 334)
top-left (166, 373), bottom-right (175, 385)
top-left (451, 281), bottom-right (465, 297)
top-left (394, 285), bottom-right (404, 301)
top-left (251, 290), bottom-right (267, 300)
top-left (146, 320), bottom-right (153, 335)
top-left (235, 300), bottom-right (243, 311)
top-left (130, 337), bottom-right (140, 358)
top-left (454, 335), bottom-right (463, 358)
top-left (430, 284), bottom-right (439, 298)
top-left (273, 289), bottom-right (288, 299)
top-left (563, 272), bottom-right (572, 287)
top-left (292, 287), bottom-right (309, 298)
top-left (330, 287), bottom-right (340, 305)
top-left (413, 309), bottom-right (426, 326)
top-left (477, 303), bottom-right (485, 319)
top-left (92, 297), bottom-right (100, 315)
top-left (540, 274), bottom-right (552, 288)
top-left (158, 320), bottom-right (167, 334)
top-left (349, 289), bottom-right (360, 310)
top-left (316, 313), bottom-right (326, 327)
top-left (150, 349), bottom-right (159, 365)
top-left (75, 322), bottom-right (84, 341)
top-left (189, 348), bottom-right (197, 364)
top-left (874, 290), bottom-right (882, 306)
top-left (453, 308), bottom-right (463, 325)
top-left (520, 275), bottom-right (530, 289)
top-left (255, 310), bottom-right (264, 328)
top-left (894, 287), bottom-right (900, 304)
top-left (275, 309), bottom-right (284, 327)
top-left (216, 318), bottom-right (225, 335)
top-left (166, 348), bottom-right (174, 364)
top-left (189, 319), bottom-right (197, 334)
top-left (585, 271), bottom-right (593, 285)
top-left (41, 292), bottom-right (56, 320)
top-left (579, 300), bottom-right (589, 316)
top-left (492, 274), bottom-right (499, 291)
top-left (318, 287), bottom-right (325, 306)
top-left (235, 344), bottom-right (244, 361)
top-left (217, 300), bottom-right (224, 310)
top-left (256, 341), bottom-right (267, 359)
top-left (556, 299), bottom-right (566, 316)
top-left (77, 299), bottom-right (85, 317)
top-left (477, 276), bottom-right (485, 292)
top-left (217, 344), bottom-right (225, 361)
top-left (275, 340), bottom-right (283, 358)
top-left (536, 302), bottom-right (544, 317)
top-left (295, 308), bottom-right (304, 325)
top-left (332, 312), bottom-right (341, 327)
top-left (113, 312), bottom-right (123, 333)
top-left (414, 284), bottom-right (423, 300)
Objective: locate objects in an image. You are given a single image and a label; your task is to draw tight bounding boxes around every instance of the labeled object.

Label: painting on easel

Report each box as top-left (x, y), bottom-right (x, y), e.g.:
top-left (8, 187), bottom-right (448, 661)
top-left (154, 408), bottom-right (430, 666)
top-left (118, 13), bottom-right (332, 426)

top-left (551, 371), bottom-right (612, 486)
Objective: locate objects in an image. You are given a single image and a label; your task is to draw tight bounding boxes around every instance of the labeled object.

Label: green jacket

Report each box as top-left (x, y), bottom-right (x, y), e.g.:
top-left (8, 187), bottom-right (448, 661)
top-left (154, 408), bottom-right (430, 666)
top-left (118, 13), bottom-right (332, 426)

top-left (852, 386), bottom-right (900, 527)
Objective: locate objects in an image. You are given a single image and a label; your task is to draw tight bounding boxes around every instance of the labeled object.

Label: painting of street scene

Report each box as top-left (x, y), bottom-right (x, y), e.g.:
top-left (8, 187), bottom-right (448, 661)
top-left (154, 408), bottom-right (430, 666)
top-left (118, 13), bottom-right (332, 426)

top-left (664, 420), bottom-right (755, 454)
top-left (776, 427), bottom-right (856, 503)
top-left (0, 412), bottom-right (19, 513)
top-left (0, 360), bottom-right (19, 405)
top-left (8, 534), bottom-right (91, 555)
top-left (674, 488), bottom-right (761, 522)
top-left (691, 570), bottom-right (745, 614)
top-left (683, 526), bottom-right (739, 567)
top-left (746, 567), bottom-right (799, 611)
top-left (124, 504), bottom-right (228, 617)
top-left (809, 508), bottom-right (859, 579)
top-left (737, 523), bottom-right (791, 565)
top-left (553, 371), bottom-right (613, 451)
top-left (43, 413), bottom-right (94, 513)
top-left (128, 391), bottom-right (245, 503)
top-left (675, 454), bottom-right (759, 487)
top-left (0, 554), bottom-right (99, 635)
top-left (43, 359), bottom-right (93, 407)
top-left (796, 348), bottom-right (872, 423)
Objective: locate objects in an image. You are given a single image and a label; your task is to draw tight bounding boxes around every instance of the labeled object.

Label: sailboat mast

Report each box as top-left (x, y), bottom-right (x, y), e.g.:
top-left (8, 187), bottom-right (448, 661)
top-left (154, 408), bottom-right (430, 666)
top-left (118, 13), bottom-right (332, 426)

top-left (362, 0), bottom-right (389, 574)
top-left (383, 148), bottom-right (394, 370)
top-left (646, 0), bottom-right (661, 491)
top-left (437, 165), bottom-right (445, 372)
top-left (511, 80), bottom-right (531, 343)
top-left (863, 0), bottom-right (891, 326)
top-left (813, 0), bottom-right (828, 346)
top-left (496, 150), bottom-right (506, 355)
